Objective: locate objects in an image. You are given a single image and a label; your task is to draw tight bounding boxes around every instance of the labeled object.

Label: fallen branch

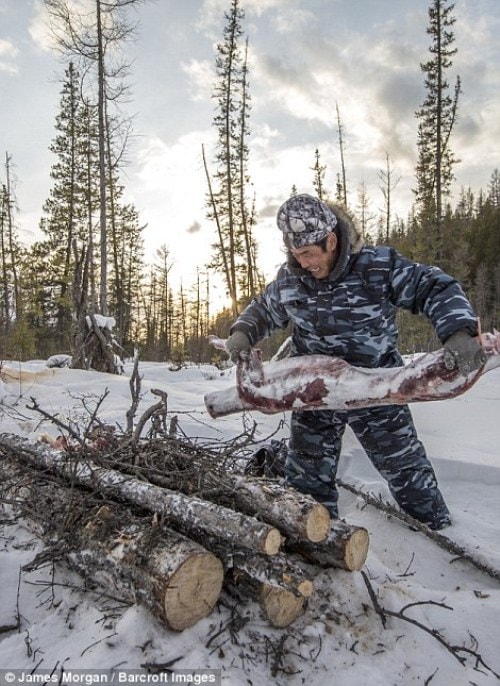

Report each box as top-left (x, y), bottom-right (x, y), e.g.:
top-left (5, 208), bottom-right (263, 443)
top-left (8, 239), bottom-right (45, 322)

top-left (0, 434), bottom-right (282, 557)
top-left (361, 571), bottom-right (500, 679)
top-left (338, 479), bottom-right (500, 583)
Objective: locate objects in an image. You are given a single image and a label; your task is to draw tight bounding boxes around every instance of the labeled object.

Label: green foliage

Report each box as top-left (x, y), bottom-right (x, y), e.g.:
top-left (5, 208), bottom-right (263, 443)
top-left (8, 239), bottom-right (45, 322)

top-left (206, 0), bottom-right (259, 316)
top-left (415, 0), bottom-right (461, 260)
top-left (4, 1), bottom-right (500, 365)
top-left (311, 149), bottom-right (327, 201)
top-left (6, 318), bottom-right (37, 361)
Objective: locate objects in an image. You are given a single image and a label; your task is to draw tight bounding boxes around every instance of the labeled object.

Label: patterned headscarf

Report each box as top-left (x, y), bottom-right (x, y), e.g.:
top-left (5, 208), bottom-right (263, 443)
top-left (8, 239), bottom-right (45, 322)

top-left (277, 194), bottom-right (338, 249)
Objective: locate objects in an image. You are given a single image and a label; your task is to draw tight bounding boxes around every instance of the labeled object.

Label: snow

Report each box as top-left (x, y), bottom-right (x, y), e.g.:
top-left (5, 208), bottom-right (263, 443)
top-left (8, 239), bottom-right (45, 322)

top-left (1, 358), bottom-right (500, 684)
top-left (85, 315), bottom-right (116, 331)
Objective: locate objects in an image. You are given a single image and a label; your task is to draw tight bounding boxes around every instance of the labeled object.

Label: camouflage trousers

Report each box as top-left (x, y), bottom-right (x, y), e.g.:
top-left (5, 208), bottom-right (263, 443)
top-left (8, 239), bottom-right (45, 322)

top-left (286, 404), bottom-right (450, 529)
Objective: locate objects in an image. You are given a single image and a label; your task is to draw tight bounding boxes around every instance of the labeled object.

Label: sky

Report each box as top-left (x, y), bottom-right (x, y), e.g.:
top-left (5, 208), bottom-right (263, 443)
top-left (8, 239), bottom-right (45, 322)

top-left (1, 353), bottom-right (500, 681)
top-left (1, 0), bottom-right (500, 299)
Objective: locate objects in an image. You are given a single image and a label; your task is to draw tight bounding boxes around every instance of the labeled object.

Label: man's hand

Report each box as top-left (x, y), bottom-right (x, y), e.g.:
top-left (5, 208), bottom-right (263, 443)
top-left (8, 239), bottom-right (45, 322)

top-left (443, 330), bottom-right (487, 377)
top-left (226, 330), bottom-right (251, 363)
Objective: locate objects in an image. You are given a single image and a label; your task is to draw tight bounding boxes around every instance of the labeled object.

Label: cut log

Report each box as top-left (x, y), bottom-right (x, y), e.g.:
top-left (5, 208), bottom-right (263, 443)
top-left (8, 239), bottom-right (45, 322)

top-left (232, 550), bottom-right (313, 598)
top-left (288, 519), bottom-right (369, 571)
top-left (185, 526), bottom-right (314, 600)
top-left (73, 514), bottom-right (224, 631)
top-left (205, 331), bottom-right (500, 418)
top-left (1, 456), bottom-right (309, 628)
top-left (0, 461), bottom-right (224, 631)
top-left (260, 584), bottom-right (305, 628)
top-left (225, 569), bottom-right (306, 628)
top-left (0, 434), bottom-right (281, 556)
top-left (92, 444), bottom-right (330, 545)
top-left (212, 474), bottom-right (330, 543)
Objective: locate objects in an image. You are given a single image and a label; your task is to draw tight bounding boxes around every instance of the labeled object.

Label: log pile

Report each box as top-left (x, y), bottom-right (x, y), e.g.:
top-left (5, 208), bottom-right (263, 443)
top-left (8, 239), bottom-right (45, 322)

top-left (0, 432), bottom-right (369, 631)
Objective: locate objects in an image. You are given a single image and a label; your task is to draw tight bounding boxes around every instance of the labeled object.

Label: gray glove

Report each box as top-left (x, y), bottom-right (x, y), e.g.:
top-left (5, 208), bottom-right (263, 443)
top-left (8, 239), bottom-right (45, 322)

top-left (226, 330), bottom-right (251, 363)
top-left (443, 329), bottom-right (487, 377)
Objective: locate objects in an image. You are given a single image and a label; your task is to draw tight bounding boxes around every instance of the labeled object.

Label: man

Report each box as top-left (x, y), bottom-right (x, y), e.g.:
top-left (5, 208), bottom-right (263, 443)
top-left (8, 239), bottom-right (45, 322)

top-left (226, 194), bottom-right (486, 530)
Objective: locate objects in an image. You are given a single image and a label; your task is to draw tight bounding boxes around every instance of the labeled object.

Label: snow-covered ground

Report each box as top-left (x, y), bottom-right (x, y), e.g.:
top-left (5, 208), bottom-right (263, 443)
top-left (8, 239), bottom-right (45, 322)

top-left (1, 358), bottom-right (499, 685)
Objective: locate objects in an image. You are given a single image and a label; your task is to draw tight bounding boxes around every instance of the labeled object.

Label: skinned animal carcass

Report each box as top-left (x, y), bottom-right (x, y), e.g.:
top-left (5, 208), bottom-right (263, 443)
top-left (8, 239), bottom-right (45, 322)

top-left (204, 332), bottom-right (500, 418)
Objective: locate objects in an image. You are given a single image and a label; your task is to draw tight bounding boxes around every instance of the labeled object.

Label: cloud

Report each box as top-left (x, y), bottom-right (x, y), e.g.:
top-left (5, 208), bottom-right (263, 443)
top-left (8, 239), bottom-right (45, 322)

top-left (0, 38), bottom-right (18, 73)
top-left (181, 58), bottom-right (214, 101)
top-left (189, 1), bottom-right (499, 240)
top-left (272, 6), bottom-right (316, 32)
top-left (0, 38), bottom-right (17, 56)
top-left (246, 10), bottom-right (432, 196)
top-left (127, 129), bottom-right (217, 285)
top-left (198, 0), bottom-right (293, 28)
top-left (28, 0), bottom-right (57, 53)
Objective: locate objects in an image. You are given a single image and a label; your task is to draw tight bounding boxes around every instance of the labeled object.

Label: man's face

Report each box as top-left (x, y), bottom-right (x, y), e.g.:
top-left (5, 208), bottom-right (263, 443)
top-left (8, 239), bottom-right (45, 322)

top-left (290, 232), bottom-right (338, 279)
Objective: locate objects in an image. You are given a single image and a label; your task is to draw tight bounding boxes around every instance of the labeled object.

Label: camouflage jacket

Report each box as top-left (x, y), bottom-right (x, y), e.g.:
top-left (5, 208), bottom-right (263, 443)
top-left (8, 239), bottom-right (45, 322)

top-left (232, 207), bottom-right (479, 368)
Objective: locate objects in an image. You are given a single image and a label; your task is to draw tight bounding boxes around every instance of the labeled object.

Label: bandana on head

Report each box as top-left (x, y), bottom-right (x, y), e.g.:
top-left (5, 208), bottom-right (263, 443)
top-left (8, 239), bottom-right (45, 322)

top-left (277, 194), bottom-right (338, 249)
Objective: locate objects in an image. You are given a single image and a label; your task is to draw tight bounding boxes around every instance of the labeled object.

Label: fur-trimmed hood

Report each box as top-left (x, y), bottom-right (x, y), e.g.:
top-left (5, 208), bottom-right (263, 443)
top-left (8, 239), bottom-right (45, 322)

top-left (286, 202), bottom-right (364, 282)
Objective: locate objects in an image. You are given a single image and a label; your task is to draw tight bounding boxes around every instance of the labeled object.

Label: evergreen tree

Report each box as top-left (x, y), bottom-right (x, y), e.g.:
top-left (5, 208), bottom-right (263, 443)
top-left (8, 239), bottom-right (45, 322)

top-left (488, 169), bottom-right (500, 208)
top-left (45, 0), bottom-right (144, 316)
top-left (311, 148), bottom-right (327, 201)
top-left (0, 154), bottom-right (24, 351)
top-left (206, 0), bottom-right (258, 317)
top-left (37, 63), bottom-right (92, 350)
top-left (415, 0), bottom-right (461, 261)
top-left (108, 201), bottom-right (145, 349)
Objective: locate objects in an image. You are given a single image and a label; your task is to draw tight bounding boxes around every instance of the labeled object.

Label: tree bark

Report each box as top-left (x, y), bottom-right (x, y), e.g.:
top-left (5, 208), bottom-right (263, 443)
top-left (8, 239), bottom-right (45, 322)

top-left (1, 456), bottom-right (309, 628)
top-left (104, 442), bottom-right (330, 544)
top-left (199, 530), bottom-right (314, 599)
top-left (0, 462), bottom-right (224, 631)
top-left (232, 550), bottom-right (313, 598)
top-left (0, 434), bottom-right (282, 556)
top-left (288, 519), bottom-right (369, 572)
top-left (225, 569), bottom-right (306, 628)
top-left (260, 584), bottom-right (305, 628)
top-left (74, 509), bottom-right (224, 631)
top-left (209, 473), bottom-right (330, 543)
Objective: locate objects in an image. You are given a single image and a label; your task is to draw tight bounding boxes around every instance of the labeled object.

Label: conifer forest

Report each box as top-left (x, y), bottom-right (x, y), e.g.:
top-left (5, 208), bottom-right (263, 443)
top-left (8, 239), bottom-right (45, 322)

top-left (1, 0), bottom-right (499, 369)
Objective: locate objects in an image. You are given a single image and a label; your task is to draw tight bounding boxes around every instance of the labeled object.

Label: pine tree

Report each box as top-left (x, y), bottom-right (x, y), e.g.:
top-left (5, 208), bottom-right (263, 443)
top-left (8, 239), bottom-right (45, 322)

top-left (0, 154), bottom-right (23, 348)
top-left (378, 153), bottom-right (400, 243)
top-left (206, 0), bottom-right (258, 317)
top-left (488, 169), bottom-right (500, 208)
top-left (44, 0), bottom-right (145, 369)
top-left (37, 63), bottom-right (92, 350)
top-left (311, 149), bottom-right (327, 200)
top-left (108, 200), bottom-right (145, 349)
top-left (45, 0), bottom-right (144, 316)
top-left (415, 0), bottom-right (461, 260)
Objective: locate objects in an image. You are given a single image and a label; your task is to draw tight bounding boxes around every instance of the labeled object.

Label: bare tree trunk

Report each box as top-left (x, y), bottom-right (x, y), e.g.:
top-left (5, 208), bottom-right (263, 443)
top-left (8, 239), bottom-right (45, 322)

top-left (378, 152), bottom-right (400, 242)
top-left (71, 513), bottom-right (224, 631)
top-left (96, 0), bottom-right (107, 315)
top-left (202, 144), bottom-right (237, 318)
top-left (336, 102), bottom-right (348, 206)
